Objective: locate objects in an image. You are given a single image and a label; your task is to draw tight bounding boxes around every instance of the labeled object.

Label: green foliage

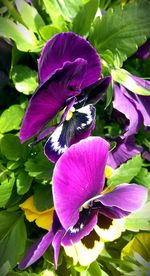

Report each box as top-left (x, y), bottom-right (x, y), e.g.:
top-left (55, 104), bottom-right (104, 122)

top-left (0, 174), bottom-right (15, 208)
top-left (0, 135), bottom-right (23, 161)
top-left (39, 25), bottom-right (60, 41)
top-left (89, 0), bottom-right (150, 67)
top-left (0, 17), bottom-right (38, 52)
top-left (16, 0), bottom-right (45, 34)
top-left (107, 155), bottom-right (143, 187)
top-left (0, 211), bottom-right (27, 269)
top-left (72, 0), bottom-right (98, 36)
top-left (0, 105), bottom-right (24, 133)
top-left (25, 150), bottom-right (54, 180)
top-left (112, 68), bottom-right (150, 95)
top-left (33, 184), bottom-right (53, 211)
top-left (11, 65), bottom-right (38, 95)
top-left (125, 202), bottom-right (150, 231)
top-left (16, 170), bottom-right (33, 195)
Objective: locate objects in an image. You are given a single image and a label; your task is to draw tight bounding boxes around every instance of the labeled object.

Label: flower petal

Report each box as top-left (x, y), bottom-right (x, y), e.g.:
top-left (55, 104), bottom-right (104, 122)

top-left (38, 32), bottom-right (101, 88)
top-left (52, 137), bottom-right (109, 230)
top-left (64, 231), bottom-right (104, 266)
top-left (135, 39), bottom-right (150, 60)
top-left (113, 84), bottom-right (142, 137)
top-left (20, 59), bottom-right (87, 143)
top-left (44, 104), bottom-right (96, 162)
top-left (62, 208), bottom-right (98, 246)
top-left (98, 183), bottom-right (148, 212)
top-left (107, 136), bottom-right (142, 169)
top-left (76, 76), bottom-right (111, 105)
top-left (18, 231), bottom-right (53, 269)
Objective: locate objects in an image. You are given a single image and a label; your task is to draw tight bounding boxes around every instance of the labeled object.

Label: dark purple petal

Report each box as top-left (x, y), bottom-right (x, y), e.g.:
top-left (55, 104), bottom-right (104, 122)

top-left (124, 85), bottom-right (150, 127)
top-left (113, 84), bottom-right (142, 137)
top-left (134, 39), bottom-right (150, 60)
top-left (76, 76), bottom-right (111, 105)
top-left (44, 104), bottom-right (96, 162)
top-left (107, 136), bottom-right (142, 169)
top-left (38, 32), bottom-right (101, 89)
top-left (52, 137), bottom-right (109, 230)
top-left (18, 231), bottom-right (53, 269)
top-left (142, 150), bottom-right (150, 162)
top-left (62, 208), bottom-right (98, 246)
top-left (98, 184), bottom-right (148, 212)
top-left (20, 59), bottom-right (87, 143)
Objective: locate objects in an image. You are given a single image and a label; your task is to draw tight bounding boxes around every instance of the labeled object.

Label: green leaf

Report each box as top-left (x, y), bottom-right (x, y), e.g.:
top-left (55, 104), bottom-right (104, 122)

top-left (33, 184), bottom-right (53, 211)
top-left (0, 134), bottom-right (22, 161)
top-left (0, 261), bottom-right (11, 276)
top-left (125, 202), bottom-right (150, 231)
top-left (0, 105), bottom-right (24, 133)
top-left (16, 0), bottom-right (45, 34)
top-left (72, 0), bottom-right (98, 36)
top-left (16, 170), bottom-right (33, 195)
top-left (39, 25), bottom-right (60, 41)
top-left (0, 175), bottom-right (15, 208)
top-left (0, 212), bottom-right (27, 269)
top-left (121, 232), bottom-right (150, 262)
top-left (25, 150), bottom-right (54, 180)
top-left (80, 261), bottom-right (102, 275)
top-left (135, 168), bottom-right (150, 200)
top-left (107, 155), bottom-right (143, 187)
top-left (0, 17), bottom-right (38, 52)
top-left (112, 68), bottom-right (150, 96)
top-left (89, 0), bottom-right (150, 67)
top-left (43, 0), bottom-right (68, 31)
top-left (11, 65), bottom-right (38, 95)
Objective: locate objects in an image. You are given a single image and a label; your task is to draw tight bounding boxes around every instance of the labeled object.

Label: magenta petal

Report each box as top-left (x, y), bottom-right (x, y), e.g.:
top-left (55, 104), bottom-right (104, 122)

top-left (52, 137), bottom-right (109, 230)
top-left (38, 32), bottom-right (101, 89)
top-left (18, 231), bottom-right (53, 269)
top-left (113, 84), bottom-right (142, 138)
top-left (99, 184), bottom-right (147, 212)
top-left (20, 59), bottom-right (87, 143)
top-left (52, 229), bottom-right (65, 268)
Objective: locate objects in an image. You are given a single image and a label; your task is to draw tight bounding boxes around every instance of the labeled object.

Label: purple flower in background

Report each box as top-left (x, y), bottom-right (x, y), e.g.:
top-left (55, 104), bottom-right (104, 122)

top-left (113, 84), bottom-right (150, 138)
top-left (19, 137), bottom-right (147, 269)
top-left (134, 39), bottom-right (150, 60)
top-left (107, 136), bottom-right (142, 169)
top-left (20, 32), bottom-right (111, 162)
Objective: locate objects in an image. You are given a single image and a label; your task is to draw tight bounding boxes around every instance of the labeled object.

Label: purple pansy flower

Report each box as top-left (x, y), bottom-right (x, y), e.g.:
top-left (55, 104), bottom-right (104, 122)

top-left (134, 39), bottom-right (150, 60)
top-left (107, 136), bottom-right (142, 169)
top-left (20, 32), bottom-right (111, 162)
top-left (19, 137), bottom-right (147, 269)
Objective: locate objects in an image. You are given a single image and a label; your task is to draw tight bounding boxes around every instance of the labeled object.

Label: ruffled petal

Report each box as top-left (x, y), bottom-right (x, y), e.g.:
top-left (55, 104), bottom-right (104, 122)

top-left (113, 84), bottom-right (142, 138)
top-left (98, 183), bottom-right (148, 212)
top-left (62, 208), bottom-right (98, 246)
top-left (20, 59), bottom-right (87, 143)
top-left (18, 231), bottom-right (53, 269)
top-left (44, 104), bottom-right (96, 162)
top-left (107, 136), bottom-right (142, 169)
top-left (38, 32), bottom-right (101, 89)
top-left (52, 137), bottom-right (109, 230)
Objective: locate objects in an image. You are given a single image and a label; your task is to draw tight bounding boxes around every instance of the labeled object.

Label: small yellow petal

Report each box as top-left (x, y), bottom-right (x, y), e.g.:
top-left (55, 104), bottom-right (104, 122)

top-left (105, 165), bottom-right (114, 179)
top-left (36, 209), bottom-right (54, 230)
top-left (20, 196), bottom-right (54, 230)
top-left (24, 209), bottom-right (38, 222)
top-left (94, 218), bottom-right (125, 242)
top-left (64, 239), bottom-right (104, 266)
top-left (19, 196), bottom-right (40, 214)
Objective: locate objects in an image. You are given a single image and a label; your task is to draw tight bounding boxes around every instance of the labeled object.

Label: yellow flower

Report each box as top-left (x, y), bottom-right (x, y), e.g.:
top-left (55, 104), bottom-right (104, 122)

top-left (20, 196), bottom-right (54, 231)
